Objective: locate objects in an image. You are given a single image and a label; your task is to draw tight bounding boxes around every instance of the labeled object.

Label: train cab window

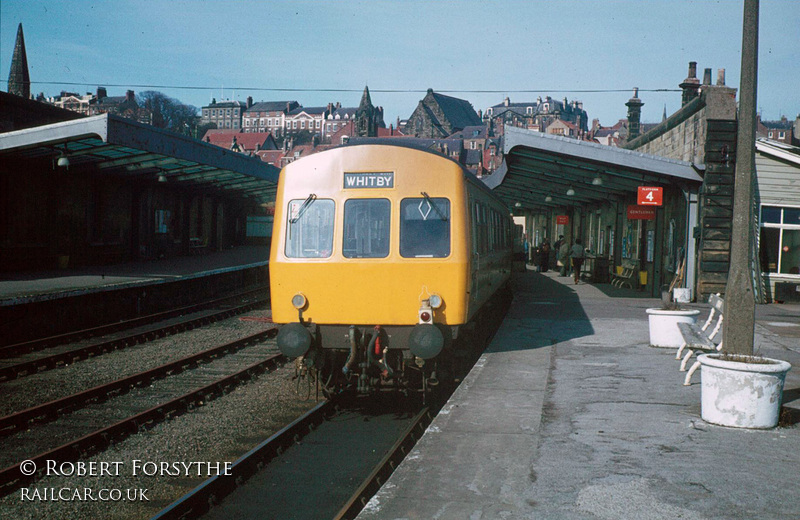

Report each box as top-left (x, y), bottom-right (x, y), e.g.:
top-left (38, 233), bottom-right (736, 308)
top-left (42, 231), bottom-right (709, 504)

top-left (343, 199), bottom-right (390, 258)
top-left (400, 197), bottom-right (450, 258)
top-left (285, 197), bottom-right (335, 258)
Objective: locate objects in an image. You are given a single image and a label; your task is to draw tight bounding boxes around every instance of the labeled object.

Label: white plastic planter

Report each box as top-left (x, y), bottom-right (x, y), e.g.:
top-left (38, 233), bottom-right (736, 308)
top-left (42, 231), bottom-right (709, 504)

top-left (646, 308), bottom-right (701, 348)
top-left (698, 353), bottom-right (791, 429)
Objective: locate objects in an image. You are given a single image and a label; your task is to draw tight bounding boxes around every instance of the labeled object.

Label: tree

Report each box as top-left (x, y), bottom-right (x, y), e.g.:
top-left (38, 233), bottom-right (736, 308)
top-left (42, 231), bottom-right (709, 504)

top-left (137, 91), bottom-right (200, 137)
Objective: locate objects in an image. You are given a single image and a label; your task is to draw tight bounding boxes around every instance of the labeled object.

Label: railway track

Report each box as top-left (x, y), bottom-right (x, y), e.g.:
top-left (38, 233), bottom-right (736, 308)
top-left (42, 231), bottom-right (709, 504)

top-left (0, 291), bottom-right (269, 382)
top-left (0, 329), bottom-right (284, 497)
top-left (153, 395), bottom-right (437, 520)
top-left (0, 286), bottom-right (267, 357)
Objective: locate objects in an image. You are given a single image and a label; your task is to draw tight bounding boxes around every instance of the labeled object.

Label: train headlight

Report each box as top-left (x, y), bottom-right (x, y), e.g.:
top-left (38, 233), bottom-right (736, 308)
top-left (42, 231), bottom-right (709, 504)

top-left (291, 293), bottom-right (308, 310)
top-left (409, 323), bottom-right (444, 359)
top-left (277, 323), bottom-right (312, 358)
top-left (429, 294), bottom-right (443, 309)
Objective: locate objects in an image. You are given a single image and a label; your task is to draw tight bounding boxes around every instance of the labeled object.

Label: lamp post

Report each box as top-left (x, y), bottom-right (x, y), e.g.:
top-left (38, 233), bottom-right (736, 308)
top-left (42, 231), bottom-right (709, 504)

top-left (722, 0), bottom-right (759, 355)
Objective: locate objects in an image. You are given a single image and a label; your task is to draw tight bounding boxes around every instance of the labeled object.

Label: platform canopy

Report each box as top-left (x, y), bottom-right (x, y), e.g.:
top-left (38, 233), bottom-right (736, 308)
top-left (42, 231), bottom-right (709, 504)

top-left (483, 126), bottom-right (704, 210)
top-left (0, 113), bottom-right (280, 204)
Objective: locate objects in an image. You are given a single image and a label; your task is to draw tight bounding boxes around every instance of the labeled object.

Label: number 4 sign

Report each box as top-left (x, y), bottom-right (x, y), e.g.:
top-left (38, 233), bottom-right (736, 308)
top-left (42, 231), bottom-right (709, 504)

top-left (637, 186), bottom-right (663, 206)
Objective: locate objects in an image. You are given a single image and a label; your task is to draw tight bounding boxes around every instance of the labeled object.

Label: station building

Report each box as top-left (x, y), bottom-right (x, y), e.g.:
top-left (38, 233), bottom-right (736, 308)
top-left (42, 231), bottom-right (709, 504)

top-left (490, 62), bottom-right (800, 304)
top-left (0, 92), bottom-right (279, 272)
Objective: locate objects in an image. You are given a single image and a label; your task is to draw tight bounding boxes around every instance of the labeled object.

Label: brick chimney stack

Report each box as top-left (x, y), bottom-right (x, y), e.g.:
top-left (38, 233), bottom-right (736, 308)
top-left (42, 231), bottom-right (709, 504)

top-left (625, 88), bottom-right (644, 141)
top-left (717, 69), bottom-right (726, 86)
top-left (680, 61), bottom-right (701, 105)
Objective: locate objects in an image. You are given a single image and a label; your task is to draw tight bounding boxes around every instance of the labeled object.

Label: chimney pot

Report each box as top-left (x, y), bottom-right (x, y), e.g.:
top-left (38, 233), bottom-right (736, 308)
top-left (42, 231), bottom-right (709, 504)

top-left (688, 61), bottom-right (697, 78)
top-left (717, 69), bottom-right (726, 86)
top-left (703, 68), bottom-right (712, 85)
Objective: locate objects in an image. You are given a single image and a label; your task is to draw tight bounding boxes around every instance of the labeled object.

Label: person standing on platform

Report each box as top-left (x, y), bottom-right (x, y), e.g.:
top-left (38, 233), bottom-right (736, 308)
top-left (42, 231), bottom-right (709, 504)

top-left (570, 239), bottom-right (585, 284)
top-left (540, 240), bottom-right (551, 272)
top-left (558, 239), bottom-right (570, 277)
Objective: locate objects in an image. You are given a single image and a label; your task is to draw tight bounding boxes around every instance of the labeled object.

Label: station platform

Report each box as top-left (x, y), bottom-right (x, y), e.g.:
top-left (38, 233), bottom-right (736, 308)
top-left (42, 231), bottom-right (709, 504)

top-left (0, 246), bottom-right (269, 345)
top-left (357, 271), bottom-right (800, 520)
top-left (0, 245), bottom-right (269, 305)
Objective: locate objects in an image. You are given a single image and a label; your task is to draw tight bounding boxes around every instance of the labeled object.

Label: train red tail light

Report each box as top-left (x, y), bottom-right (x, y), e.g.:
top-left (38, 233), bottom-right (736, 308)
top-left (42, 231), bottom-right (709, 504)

top-left (420, 311), bottom-right (431, 323)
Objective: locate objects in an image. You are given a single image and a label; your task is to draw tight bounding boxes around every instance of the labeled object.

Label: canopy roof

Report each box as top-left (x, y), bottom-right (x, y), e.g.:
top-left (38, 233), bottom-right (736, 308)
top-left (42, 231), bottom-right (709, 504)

top-left (484, 126), bottom-right (703, 210)
top-left (0, 114), bottom-right (280, 204)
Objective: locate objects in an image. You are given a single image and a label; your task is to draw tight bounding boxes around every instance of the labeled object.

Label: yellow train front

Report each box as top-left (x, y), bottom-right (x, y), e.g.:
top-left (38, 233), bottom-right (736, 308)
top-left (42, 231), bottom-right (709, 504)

top-left (270, 143), bottom-right (511, 396)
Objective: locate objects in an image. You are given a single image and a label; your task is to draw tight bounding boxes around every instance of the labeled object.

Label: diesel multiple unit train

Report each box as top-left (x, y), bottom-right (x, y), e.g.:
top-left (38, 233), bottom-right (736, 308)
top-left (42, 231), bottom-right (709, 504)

top-left (271, 143), bottom-right (512, 396)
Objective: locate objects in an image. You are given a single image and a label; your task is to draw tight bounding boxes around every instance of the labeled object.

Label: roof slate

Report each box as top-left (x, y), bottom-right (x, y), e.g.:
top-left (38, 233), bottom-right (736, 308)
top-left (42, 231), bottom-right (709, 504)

top-left (245, 101), bottom-right (298, 113)
top-left (431, 92), bottom-right (482, 130)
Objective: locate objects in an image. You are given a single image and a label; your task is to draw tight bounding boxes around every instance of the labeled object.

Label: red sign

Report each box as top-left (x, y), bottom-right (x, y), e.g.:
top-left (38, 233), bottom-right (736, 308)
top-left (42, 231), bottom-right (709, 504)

top-left (637, 186), bottom-right (663, 206)
top-left (627, 205), bottom-right (656, 220)
top-left (556, 215), bottom-right (569, 225)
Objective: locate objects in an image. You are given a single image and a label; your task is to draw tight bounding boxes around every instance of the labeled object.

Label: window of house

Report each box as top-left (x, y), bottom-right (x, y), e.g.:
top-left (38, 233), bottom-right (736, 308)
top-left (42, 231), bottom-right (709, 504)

top-left (301, 121), bottom-right (306, 129)
top-left (343, 199), bottom-right (390, 258)
top-left (285, 198), bottom-right (335, 258)
top-left (316, 120), bottom-right (321, 129)
top-left (769, 131), bottom-right (774, 138)
top-left (760, 205), bottom-right (800, 274)
top-left (400, 197), bottom-right (450, 258)
top-left (779, 131), bottom-right (786, 139)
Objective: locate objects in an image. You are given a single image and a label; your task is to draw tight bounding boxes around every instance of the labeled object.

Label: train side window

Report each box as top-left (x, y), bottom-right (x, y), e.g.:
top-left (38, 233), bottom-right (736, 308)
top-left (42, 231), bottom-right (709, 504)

top-left (343, 199), bottom-right (390, 258)
top-left (400, 197), bottom-right (450, 258)
top-left (285, 198), bottom-right (335, 258)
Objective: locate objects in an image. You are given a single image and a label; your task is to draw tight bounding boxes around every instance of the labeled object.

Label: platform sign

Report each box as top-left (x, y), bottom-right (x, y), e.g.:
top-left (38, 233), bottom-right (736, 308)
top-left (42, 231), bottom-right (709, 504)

top-left (637, 186), bottom-right (663, 206)
top-left (556, 215), bottom-right (569, 225)
top-left (627, 205), bottom-right (656, 220)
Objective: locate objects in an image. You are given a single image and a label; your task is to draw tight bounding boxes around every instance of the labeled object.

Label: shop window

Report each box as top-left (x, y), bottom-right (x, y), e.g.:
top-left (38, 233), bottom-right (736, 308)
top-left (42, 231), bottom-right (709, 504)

top-left (760, 205), bottom-right (800, 275)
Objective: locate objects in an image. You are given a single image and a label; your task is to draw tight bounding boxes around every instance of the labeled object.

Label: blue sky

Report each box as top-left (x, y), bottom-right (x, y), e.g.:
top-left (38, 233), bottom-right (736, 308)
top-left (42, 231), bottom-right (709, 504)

top-left (2, 0), bottom-right (798, 127)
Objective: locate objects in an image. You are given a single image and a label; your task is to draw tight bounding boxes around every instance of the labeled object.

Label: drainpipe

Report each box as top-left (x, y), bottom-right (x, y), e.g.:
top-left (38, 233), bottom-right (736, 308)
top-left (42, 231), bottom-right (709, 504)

top-left (684, 188), bottom-right (700, 300)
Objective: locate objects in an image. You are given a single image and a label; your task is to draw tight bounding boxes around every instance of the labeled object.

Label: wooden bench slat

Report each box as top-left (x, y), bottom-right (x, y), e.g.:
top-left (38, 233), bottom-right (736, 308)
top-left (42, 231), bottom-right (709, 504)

top-left (676, 293), bottom-right (724, 386)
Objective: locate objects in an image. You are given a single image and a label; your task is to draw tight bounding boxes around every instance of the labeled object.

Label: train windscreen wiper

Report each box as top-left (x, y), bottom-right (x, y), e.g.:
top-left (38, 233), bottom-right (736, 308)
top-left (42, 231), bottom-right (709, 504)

top-left (290, 193), bottom-right (317, 224)
top-left (421, 192), bottom-right (448, 221)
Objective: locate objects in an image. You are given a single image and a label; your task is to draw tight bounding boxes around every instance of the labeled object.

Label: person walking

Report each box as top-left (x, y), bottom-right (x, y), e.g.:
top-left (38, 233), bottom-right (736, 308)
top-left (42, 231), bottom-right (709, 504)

top-left (570, 239), bottom-right (585, 284)
top-left (558, 239), bottom-right (570, 277)
top-left (540, 240), bottom-right (551, 272)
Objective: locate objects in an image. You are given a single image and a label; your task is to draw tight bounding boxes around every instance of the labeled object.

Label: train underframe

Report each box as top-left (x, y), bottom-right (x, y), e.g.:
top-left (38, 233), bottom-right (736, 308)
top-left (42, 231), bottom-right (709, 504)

top-left (280, 285), bottom-right (512, 399)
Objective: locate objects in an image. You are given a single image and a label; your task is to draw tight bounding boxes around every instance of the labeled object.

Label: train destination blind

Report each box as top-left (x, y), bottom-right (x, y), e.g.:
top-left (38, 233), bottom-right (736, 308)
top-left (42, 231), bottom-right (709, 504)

top-left (343, 172), bottom-right (394, 189)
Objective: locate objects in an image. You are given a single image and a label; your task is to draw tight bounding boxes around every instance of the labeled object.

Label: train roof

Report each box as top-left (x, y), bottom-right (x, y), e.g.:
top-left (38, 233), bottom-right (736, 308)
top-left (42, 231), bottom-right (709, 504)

top-left (295, 140), bottom-right (503, 206)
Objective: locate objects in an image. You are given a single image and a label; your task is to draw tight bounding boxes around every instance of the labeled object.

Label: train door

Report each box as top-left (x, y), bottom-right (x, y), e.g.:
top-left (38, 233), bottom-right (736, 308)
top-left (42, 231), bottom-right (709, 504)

top-left (470, 198), bottom-right (479, 303)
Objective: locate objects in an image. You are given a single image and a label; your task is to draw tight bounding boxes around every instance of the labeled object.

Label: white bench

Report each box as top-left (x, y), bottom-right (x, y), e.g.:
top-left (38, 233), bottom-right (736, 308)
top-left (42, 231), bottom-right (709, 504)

top-left (677, 293), bottom-right (724, 385)
top-left (611, 260), bottom-right (638, 289)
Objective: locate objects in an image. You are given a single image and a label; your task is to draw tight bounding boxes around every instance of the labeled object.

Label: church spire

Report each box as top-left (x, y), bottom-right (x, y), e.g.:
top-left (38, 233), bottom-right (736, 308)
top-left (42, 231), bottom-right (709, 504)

top-left (358, 85), bottom-right (372, 111)
top-left (356, 85), bottom-right (377, 137)
top-left (8, 23), bottom-right (31, 98)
